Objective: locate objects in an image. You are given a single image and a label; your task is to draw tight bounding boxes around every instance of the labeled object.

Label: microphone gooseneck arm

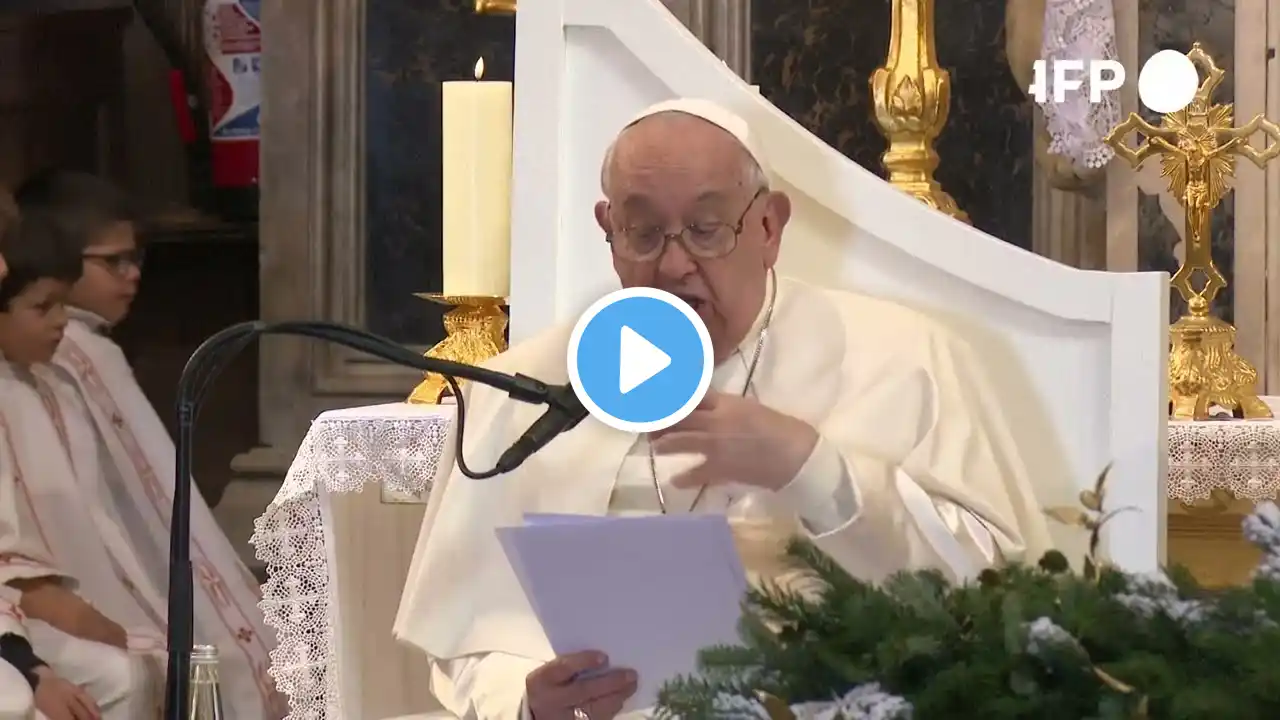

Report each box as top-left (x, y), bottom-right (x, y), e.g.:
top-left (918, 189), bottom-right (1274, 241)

top-left (163, 320), bottom-right (578, 720)
top-left (494, 384), bottom-right (589, 473)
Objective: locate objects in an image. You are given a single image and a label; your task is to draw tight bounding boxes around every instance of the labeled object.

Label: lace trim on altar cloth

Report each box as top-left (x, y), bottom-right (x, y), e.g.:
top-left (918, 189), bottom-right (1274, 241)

top-left (1039, 0), bottom-right (1122, 170)
top-left (1169, 418), bottom-right (1280, 502)
top-left (250, 405), bottom-right (452, 719)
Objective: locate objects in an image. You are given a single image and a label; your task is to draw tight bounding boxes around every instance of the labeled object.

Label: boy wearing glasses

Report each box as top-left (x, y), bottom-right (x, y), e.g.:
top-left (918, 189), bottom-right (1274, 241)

top-left (15, 171), bottom-right (283, 719)
top-left (0, 209), bottom-right (154, 719)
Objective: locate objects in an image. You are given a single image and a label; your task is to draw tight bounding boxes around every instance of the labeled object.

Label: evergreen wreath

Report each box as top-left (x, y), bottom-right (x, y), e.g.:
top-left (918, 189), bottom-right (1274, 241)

top-left (656, 472), bottom-right (1280, 719)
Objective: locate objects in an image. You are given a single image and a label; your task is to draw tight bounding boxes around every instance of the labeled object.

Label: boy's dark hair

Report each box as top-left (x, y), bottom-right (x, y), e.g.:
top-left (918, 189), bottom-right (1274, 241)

top-left (0, 211), bottom-right (83, 310)
top-left (14, 170), bottom-right (137, 252)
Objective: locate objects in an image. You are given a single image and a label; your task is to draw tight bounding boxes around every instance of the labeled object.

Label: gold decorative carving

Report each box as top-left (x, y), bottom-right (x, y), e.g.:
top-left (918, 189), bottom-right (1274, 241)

top-left (407, 295), bottom-right (509, 404)
top-left (475, 0), bottom-right (516, 13)
top-left (1104, 44), bottom-right (1280, 420)
top-left (870, 0), bottom-right (968, 223)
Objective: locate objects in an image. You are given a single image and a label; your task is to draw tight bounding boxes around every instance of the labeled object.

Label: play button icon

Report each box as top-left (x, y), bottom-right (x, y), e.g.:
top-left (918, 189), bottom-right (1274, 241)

top-left (568, 287), bottom-right (713, 433)
top-left (618, 326), bottom-right (671, 394)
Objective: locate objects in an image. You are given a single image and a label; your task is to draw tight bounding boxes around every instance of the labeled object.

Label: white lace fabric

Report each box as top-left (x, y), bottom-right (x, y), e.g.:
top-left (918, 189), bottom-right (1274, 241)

top-left (1039, 0), bottom-right (1122, 170)
top-left (250, 402), bottom-right (453, 719)
top-left (1169, 417), bottom-right (1280, 502)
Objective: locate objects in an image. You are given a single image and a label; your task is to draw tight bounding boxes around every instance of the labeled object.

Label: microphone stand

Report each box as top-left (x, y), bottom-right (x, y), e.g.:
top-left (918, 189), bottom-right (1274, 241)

top-left (163, 321), bottom-right (560, 720)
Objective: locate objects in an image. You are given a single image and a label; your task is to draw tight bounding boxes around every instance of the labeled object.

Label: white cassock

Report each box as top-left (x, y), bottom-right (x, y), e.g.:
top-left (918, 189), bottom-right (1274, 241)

top-left (0, 365), bottom-right (159, 719)
top-left (50, 308), bottom-right (285, 720)
top-left (394, 275), bottom-right (1057, 720)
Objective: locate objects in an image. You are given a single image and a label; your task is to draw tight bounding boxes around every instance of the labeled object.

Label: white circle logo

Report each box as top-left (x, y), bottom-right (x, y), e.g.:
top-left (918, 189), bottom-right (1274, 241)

top-left (1137, 50), bottom-right (1200, 114)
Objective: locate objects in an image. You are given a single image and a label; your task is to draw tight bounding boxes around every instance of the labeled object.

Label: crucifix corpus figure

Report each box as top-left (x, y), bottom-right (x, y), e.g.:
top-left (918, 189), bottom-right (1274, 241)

top-left (1105, 43), bottom-right (1280, 420)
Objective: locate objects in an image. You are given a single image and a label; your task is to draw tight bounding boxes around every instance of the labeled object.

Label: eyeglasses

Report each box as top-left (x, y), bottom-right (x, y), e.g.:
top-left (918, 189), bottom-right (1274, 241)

top-left (607, 188), bottom-right (767, 262)
top-left (83, 248), bottom-right (145, 276)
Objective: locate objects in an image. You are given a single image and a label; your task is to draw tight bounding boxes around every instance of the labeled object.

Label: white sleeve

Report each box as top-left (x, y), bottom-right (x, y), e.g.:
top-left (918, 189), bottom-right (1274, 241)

top-left (431, 652), bottom-right (542, 720)
top-left (775, 436), bottom-right (1000, 581)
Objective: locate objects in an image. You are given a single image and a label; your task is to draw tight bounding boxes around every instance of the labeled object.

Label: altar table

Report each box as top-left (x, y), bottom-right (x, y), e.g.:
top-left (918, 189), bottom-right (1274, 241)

top-left (252, 401), bottom-right (1280, 718)
top-left (1167, 397), bottom-right (1280, 503)
top-left (252, 403), bottom-right (454, 720)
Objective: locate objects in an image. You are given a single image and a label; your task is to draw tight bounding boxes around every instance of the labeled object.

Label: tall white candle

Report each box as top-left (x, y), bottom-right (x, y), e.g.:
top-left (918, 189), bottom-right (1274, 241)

top-left (442, 58), bottom-right (513, 297)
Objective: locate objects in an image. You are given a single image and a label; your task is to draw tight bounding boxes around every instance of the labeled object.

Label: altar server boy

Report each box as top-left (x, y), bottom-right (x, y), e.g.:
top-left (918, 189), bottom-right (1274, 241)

top-left (15, 170), bottom-right (285, 719)
top-left (0, 210), bottom-right (156, 719)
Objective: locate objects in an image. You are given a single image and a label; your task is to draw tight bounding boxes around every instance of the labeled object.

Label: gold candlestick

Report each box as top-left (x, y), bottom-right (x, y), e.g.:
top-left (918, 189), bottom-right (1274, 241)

top-left (870, 0), bottom-right (968, 223)
top-left (475, 0), bottom-right (516, 13)
top-left (1105, 44), bottom-right (1280, 420)
top-left (407, 295), bottom-right (509, 405)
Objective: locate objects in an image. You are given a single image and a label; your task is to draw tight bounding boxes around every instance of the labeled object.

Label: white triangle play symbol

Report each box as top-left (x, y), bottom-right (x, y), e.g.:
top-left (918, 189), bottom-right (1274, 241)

top-left (618, 325), bottom-right (671, 394)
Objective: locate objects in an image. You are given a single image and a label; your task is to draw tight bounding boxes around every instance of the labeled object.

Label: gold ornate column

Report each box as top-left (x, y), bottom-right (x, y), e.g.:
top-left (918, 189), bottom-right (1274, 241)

top-left (870, 0), bottom-right (967, 223)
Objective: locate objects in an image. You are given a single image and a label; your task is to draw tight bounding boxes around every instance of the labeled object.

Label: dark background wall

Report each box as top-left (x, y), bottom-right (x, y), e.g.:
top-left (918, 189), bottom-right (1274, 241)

top-left (752, 0), bottom-right (1033, 248)
top-left (364, 0), bottom-right (515, 345)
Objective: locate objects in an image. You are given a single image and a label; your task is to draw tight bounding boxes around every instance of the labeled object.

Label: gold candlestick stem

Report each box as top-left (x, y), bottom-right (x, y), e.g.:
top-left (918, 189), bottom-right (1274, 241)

top-left (1105, 44), bottom-right (1280, 420)
top-left (475, 0), bottom-right (516, 13)
top-left (870, 0), bottom-right (968, 223)
top-left (407, 295), bottom-right (509, 405)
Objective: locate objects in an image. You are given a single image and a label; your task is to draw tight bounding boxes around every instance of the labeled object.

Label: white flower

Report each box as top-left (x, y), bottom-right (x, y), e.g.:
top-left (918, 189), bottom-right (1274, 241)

top-left (1025, 616), bottom-right (1079, 657)
top-left (1243, 502), bottom-right (1280, 553)
top-left (1256, 552), bottom-right (1280, 582)
top-left (791, 683), bottom-right (912, 720)
top-left (1113, 571), bottom-right (1206, 624)
top-left (709, 693), bottom-right (769, 718)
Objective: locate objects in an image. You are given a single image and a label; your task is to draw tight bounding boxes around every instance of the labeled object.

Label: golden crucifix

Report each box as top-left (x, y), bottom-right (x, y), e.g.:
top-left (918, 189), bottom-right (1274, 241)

top-left (1105, 44), bottom-right (1280, 420)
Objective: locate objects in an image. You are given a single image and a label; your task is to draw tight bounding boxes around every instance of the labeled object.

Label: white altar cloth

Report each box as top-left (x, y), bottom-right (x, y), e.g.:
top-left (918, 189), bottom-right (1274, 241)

top-left (252, 402), bottom-right (453, 720)
top-left (252, 399), bottom-right (1280, 717)
top-left (1168, 397), bottom-right (1280, 503)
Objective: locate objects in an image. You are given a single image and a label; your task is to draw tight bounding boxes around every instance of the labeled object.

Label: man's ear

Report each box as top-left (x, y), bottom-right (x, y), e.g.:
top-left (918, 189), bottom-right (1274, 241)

top-left (594, 201), bottom-right (612, 234)
top-left (762, 191), bottom-right (791, 257)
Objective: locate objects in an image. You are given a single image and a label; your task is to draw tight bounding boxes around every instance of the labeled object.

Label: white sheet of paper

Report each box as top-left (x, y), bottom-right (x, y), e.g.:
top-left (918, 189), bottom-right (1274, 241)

top-left (496, 514), bottom-right (748, 712)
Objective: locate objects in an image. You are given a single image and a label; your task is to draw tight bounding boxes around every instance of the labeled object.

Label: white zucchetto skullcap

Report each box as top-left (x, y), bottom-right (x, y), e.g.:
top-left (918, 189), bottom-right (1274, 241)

top-left (625, 98), bottom-right (770, 176)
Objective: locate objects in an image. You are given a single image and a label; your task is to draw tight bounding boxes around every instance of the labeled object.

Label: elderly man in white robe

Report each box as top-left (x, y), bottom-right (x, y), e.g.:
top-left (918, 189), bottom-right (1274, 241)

top-left (394, 99), bottom-right (1054, 720)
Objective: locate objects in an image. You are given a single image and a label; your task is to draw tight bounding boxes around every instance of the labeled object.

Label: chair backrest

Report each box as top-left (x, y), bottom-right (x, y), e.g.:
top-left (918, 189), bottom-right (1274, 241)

top-left (506, 0), bottom-right (1169, 570)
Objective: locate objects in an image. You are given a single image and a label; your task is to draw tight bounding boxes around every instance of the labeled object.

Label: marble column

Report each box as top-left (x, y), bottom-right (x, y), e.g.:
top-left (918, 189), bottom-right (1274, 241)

top-left (661, 0), bottom-right (752, 78)
top-left (1030, 115), bottom-right (1108, 270)
top-left (222, 0), bottom-right (440, 561)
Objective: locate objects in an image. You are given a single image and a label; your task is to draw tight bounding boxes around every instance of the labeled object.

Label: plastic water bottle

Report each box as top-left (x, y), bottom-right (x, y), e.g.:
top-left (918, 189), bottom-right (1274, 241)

top-left (189, 645), bottom-right (224, 720)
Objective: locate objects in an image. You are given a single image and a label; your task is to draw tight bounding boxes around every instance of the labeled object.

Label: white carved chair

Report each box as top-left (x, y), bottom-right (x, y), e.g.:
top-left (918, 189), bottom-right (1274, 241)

top-left (304, 1), bottom-right (1169, 716)
top-left (504, 0), bottom-right (1168, 568)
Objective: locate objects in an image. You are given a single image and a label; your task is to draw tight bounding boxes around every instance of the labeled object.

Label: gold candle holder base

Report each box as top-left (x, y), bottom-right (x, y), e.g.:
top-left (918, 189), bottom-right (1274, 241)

top-left (1168, 299), bottom-right (1270, 420)
top-left (407, 295), bottom-right (508, 405)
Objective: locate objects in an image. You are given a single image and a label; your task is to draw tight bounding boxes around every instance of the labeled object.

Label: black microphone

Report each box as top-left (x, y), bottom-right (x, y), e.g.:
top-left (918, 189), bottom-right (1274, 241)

top-left (494, 383), bottom-right (590, 474)
top-left (163, 320), bottom-right (563, 720)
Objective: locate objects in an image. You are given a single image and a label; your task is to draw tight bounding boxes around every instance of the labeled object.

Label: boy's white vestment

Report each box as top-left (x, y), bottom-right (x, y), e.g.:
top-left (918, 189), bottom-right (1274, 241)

top-left (51, 309), bottom-right (283, 719)
top-left (0, 368), bottom-right (158, 719)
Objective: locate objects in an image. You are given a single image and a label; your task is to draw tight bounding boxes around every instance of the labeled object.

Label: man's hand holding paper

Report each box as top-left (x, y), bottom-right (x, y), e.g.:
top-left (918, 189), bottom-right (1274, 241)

top-left (497, 514), bottom-right (748, 718)
top-left (524, 651), bottom-right (636, 720)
